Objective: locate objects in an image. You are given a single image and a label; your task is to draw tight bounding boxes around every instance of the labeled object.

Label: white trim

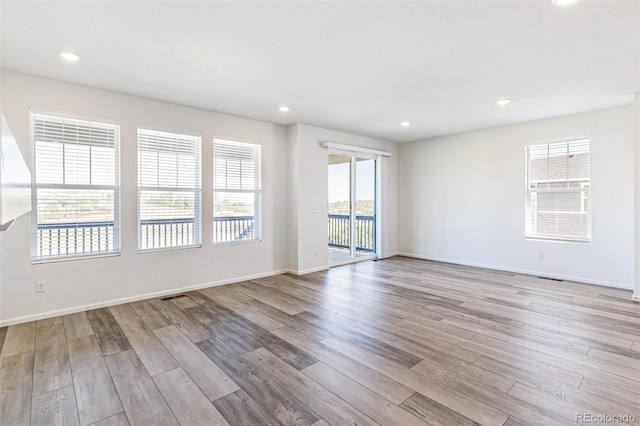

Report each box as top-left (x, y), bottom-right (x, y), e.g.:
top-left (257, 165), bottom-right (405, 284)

top-left (138, 244), bottom-right (202, 254)
top-left (285, 265), bottom-right (330, 276)
top-left (29, 107), bottom-right (121, 126)
top-left (524, 135), bottom-right (591, 148)
top-left (375, 155), bottom-right (382, 259)
top-left (525, 236), bottom-right (591, 244)
top-left (212, 239), bottom-right (262, 247)
top-left (31, 252), bottom-right (121, 265)
top-left (0, 269), bottom-right (289, 327)
top-left (329, 254), bottom-right (375, 267)
top-left (5, 256), bottom-right (633, 325)
top-left (138, 123), bottom-right (202, 138)
top-left (213, 134), bottom-right (262, 147)
top-left (395, 252), bottom-right (633, 291)
top-left (349, 156), bottom-right (356, 258)
top-left (321, 141), bottom-right (392, 157)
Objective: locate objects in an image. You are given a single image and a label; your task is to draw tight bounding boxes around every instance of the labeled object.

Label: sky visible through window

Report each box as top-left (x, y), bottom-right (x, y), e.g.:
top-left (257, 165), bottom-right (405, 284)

top-left (328, 159), bottom-right (375, 204)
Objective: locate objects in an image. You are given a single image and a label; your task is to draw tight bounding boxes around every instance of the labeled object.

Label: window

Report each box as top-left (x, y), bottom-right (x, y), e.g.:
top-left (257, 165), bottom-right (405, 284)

top-left (213, 138), bottom-right (261, 243)
top-left (526, 138), bottom-right (590, 241)
top-left (31, 112), bottom-right (120, 260)
top-left (138, 127), bottom-right (201, 250)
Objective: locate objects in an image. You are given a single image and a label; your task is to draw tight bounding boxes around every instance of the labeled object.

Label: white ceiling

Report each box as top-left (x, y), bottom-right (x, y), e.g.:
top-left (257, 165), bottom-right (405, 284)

top-left (1, 1), bottom-right (638, 143)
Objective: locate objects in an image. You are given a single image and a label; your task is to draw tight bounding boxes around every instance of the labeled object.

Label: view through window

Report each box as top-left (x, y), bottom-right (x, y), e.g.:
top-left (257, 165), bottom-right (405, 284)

top-left (31, 113), bottom-right (120, 260)
top-left (138, 127), bottom-right (201, 250)
top-left (526, 138), bottom-right (591, 241)
top-left (213, 138), bottom-right (262, 243)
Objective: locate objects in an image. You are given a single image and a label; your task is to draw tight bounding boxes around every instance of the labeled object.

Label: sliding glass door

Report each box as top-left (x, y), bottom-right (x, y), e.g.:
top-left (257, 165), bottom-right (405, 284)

top-left (328, 153), bottom-right (376, 264)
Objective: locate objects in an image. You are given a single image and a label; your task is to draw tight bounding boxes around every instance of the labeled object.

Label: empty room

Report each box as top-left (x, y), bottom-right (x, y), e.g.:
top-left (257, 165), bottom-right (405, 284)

top-left (1, 1), bottom-right (639, 425)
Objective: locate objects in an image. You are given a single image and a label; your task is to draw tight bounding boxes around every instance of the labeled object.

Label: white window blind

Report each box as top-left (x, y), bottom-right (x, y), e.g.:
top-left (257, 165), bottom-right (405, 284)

top-left (138, 128), bottom-right (201, 250)
top-left (526, 138), bottom-right (590, 241)
top-left (213, 138), bottom-right (261, 243)
top-left (31, 113), bottom-right (120, 260)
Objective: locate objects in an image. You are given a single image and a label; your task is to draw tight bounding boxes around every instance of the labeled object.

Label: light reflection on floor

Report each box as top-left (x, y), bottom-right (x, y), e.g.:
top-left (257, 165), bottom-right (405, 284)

top-left (328, 248), bottom-right (372, 264)
top-left (319, 258), bottom-right (385, 316)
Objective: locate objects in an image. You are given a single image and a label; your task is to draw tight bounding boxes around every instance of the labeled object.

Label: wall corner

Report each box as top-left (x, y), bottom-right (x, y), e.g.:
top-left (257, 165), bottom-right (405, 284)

top-left (634, 93), bottom-right (640, 298)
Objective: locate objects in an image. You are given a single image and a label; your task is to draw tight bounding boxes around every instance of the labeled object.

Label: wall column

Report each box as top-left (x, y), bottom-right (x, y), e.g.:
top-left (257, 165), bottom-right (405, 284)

top-left (634, 92), bottom-right (640, 300)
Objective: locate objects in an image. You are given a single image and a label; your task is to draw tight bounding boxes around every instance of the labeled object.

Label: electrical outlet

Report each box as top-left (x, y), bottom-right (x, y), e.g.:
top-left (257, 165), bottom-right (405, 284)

top-left (314, 248), bottom-right (319, 256)
top-left (537, 251), bottom-right (544, 260)
top-left (36, 280), bottom-right (46, 293)
top-left (274, 250), bottom-right (279, 258)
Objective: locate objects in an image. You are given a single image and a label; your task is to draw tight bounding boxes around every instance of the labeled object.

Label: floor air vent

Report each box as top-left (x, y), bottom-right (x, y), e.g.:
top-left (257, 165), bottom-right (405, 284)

top-left (538, 276), bottom-right (564, 282)
top-left (160, 294), bottom-right (187, 301)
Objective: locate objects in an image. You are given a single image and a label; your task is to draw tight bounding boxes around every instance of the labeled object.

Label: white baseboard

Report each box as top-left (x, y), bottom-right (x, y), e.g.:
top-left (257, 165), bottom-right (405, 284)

top-left (329, 255), bottom-right (376, 268)
top-left (0, 269), bottom-right (290, 327)
top-left (5, 255), bottom-right (633, 326)
top-left (395, 252), bottom-right (633, 291)
top-left (285, 265), bottom-right (330, 276)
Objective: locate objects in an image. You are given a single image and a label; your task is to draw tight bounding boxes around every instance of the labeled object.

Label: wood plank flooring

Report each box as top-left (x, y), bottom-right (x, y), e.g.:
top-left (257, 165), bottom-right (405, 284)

top-left (1, 256), bottom-right (639, 426)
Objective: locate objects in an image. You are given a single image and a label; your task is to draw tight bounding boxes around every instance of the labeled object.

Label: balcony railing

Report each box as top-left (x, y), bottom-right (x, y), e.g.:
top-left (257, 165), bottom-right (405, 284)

top-left (213, 215), bottom-right (256, 243)
top-left (328, 214), bottom-right (375, 253)
top-left (140, 217), bottom-right (196, 249)
top-left (36, 221), bottom-right (116, 258)
top-left (36, 215), bottom-right (374, 257)
top-left (36, 216), bottom-right (256, 257)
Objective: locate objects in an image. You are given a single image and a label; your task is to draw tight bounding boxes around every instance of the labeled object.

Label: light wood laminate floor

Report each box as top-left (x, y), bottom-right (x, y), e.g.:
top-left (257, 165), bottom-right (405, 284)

top-left (1, 257), bottom-right (639, 426)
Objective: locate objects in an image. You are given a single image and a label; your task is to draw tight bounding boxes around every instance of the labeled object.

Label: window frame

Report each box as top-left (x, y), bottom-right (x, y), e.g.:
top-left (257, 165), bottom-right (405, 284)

top-left (525, 137), bottom-right (591, 243)
top-left (137, 125), bottom-right (203, 252)
top-left (30, 109), bottom-right (121, 263)
top-left (212, 137), bottom-right (262, 245)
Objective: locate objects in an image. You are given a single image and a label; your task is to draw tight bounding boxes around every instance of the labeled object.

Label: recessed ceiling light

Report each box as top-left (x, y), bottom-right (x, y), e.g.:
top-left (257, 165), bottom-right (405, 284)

top-left (496, 99), bottom-right (512, 106)
top-left (552, 0), bottom-right (578, 5)
top-left (278, 106), bottom-right (290, 112)
top-left (60, 51), bottom-right (80, 62)
top-left (400, 121), bottom-right (411, 127)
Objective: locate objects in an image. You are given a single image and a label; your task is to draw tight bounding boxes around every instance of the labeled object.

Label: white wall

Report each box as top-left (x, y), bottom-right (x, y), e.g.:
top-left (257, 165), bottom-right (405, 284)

top-left (5, 69), bottom-right (628, 325)
top-left (634, 93), bottom-right (640, 299)
top-left (0, 72), bottom-right (399, 324)
top-left (399, 106), bottom-right (635, 289)
top-left (0, 71), bottom-right (291, 324)
top-left (288, 124), bottom-right (398, 274)
top-left (287, 125), bottom-right (300, 271)
top-left (0, 231), bottom-right (3, 320)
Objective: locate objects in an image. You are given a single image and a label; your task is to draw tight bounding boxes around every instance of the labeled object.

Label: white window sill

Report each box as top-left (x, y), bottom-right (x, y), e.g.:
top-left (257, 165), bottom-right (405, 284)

top-left (213, 239), bottom-right (262, 247)
top-left (525, 236), bottom-right (591, 244)
top-left (31, 252), bottom-right (121, 265)
top-left (138, 244), bottom-right (202, 254)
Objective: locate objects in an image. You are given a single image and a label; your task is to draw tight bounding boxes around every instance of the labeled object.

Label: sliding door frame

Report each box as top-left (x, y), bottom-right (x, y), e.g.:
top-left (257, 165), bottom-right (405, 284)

top-left (327, 149), bottom-right (381, 265)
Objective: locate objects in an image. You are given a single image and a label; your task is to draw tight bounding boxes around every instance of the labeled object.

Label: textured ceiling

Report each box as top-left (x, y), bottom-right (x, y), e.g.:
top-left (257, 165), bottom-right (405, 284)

top-left (1, 1), bottom-right (639, 142)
